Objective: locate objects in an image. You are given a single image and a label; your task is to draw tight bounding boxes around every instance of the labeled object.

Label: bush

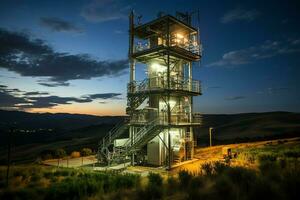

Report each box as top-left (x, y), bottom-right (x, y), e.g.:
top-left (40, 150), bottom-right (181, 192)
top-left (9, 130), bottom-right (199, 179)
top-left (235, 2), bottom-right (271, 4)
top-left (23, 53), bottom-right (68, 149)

top-left (258, 153), bottom-right (277, 162)
top-left (282, 149), bottom-right (300, 158)
top-left (213, 161), bottom-right (228, 175)
top-left (178, 170), bottom-right (192, 188)
top-left (54, 149), bottom-right (66, 159)
top-left (188, 176), bottom-right (204, 200)
top-left (70, 151), bottom-right (80, 158)
top-left (142, 173), bottom-right (163, 200)
top-left (40, 150), bottom-right (55, 160)
top-left (166, 176), bottom-right (178, 195)
top-left (81, 148), bottom-right (92, 156)
top-left (148, 172), bottom-right (162, 187)
top-left (201, 162), bottom-right (213, 176)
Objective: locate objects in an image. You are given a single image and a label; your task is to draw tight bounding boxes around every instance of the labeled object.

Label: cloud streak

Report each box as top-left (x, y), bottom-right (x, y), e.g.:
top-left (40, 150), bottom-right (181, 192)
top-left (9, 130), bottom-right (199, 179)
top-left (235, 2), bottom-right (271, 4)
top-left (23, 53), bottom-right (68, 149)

top-left (39, 17), bottom-right (84, 33)
top-left (221, 8), bottom-right (260, 24)
top-left (81, 0), bottom-right (129, 23)
top-left (257, 87), bottom-right (290, 95)
top-left (0, 84), bottom-right (122, 110)
top-left (206, 39), bottom-right (300, 67)
top-left (0, 28), bottom-right (128, 86)
top-left (225, 96), bottom-right (246, 100)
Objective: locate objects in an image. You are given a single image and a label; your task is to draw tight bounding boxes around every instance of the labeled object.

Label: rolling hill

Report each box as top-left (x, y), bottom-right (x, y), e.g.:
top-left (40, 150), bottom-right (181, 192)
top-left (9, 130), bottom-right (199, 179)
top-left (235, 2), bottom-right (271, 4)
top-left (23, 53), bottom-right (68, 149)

top-left (0, 110), bottom-right (299, 163)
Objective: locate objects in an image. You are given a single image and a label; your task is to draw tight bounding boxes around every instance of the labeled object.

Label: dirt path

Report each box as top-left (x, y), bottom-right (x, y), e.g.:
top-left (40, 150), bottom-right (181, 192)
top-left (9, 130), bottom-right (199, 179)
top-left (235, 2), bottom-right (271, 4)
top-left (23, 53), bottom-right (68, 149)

top-left (42, 155), bottom-right (97, 168)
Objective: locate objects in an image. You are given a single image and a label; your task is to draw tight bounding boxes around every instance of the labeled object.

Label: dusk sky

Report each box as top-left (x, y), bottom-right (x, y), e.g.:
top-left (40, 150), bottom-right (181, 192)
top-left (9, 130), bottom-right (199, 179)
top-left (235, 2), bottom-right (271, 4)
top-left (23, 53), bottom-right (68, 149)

top-left (0, 0), bottom-right (300, 116)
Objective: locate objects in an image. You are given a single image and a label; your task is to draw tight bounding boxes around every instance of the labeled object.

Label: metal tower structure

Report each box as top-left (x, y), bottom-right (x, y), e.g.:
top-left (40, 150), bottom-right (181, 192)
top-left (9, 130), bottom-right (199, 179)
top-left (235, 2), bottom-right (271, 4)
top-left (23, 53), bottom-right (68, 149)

top-left (98, 11), bottom-right (202, 169)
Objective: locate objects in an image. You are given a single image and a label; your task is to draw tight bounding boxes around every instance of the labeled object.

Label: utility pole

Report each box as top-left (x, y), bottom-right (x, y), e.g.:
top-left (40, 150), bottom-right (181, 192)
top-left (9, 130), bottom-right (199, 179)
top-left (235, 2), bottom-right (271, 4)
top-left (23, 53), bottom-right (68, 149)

top-left (209, 127), bottom-right (213, 147)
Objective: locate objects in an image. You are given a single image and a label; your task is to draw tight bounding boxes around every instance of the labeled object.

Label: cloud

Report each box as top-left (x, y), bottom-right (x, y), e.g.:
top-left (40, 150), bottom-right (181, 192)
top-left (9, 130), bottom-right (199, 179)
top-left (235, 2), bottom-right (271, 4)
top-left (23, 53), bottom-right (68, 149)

top-left (225, 96), bottom-right (245, 100)
top-left (39, 17), bottom-right (84, 33)
top-left (86, 93), bottom-right (122, 100)
top-left (0, 28), bottom-right (128, 86)
top-left (0, 91), bottom-right (27, 108)
top-left (114, 30), bottom-right (124, 34)
top-left (0, 84), bottom-right (122, 110)
top-left (19, 96), bottom-right (92, 109)
top-left (23, 91), bottom-right (49, 96)
top-left (206, 86), bottom-right (222, 89)
top-left (206, 39), bottom-right (300, 67)
top-left (0, 84), bottom-right (8, 88)
top-left (221, 8), bottom-right (260, 24)
top-left (81, 0), bottom-right (128, 23)
top-left (257, 87), bottom-right (289, 95)
top-left (38, 82), bottom-right (70, 87)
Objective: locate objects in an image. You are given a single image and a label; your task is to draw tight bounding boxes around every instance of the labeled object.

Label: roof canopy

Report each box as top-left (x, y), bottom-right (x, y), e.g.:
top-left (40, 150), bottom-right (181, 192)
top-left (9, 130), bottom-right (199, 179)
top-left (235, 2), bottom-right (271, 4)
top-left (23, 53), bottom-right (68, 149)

top-left (134, 15), bottom-right (198, 38)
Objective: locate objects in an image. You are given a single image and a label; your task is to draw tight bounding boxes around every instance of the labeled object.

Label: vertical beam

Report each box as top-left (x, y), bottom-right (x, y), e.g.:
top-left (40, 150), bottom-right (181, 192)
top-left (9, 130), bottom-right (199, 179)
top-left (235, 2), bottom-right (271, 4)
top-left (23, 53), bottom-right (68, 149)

top-left (189, 60), bottom-right (194, 159)
top-left (129, 11), bottom-right (135, 166)
top-left (188, 62), bottom-right (192, 91)
top-left (166, 17), bottom-right (172, 170)
top-left (129, 11), bottom-right (135, 85)
top-left (190, 126), bottom-right (194, 158)
top-left (209, 127), bottom-right (213, 147)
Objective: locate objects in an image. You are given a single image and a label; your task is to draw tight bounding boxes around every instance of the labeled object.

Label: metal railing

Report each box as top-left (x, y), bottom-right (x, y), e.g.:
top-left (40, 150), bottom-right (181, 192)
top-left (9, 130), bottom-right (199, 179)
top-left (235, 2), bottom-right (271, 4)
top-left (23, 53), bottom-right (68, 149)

top-left (97, 117), bottom-right (129, 161)
top-left (128, 77), bottom-right (201, 94)
top-left (130, 109), bottom-right (202, 125)
top-left (134, 37), bottom-right (201, 55)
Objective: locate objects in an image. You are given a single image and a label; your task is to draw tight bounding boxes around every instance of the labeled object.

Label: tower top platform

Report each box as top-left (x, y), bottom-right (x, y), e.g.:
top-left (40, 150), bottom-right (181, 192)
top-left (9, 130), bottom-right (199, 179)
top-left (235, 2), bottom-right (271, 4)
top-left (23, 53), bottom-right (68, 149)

top-left (134, 14), bottom-right (198, 39)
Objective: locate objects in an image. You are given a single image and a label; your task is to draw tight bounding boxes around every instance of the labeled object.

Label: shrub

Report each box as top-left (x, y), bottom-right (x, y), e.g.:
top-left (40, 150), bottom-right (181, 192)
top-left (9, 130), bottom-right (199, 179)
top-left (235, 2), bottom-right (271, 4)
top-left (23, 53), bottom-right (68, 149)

top-left (70, 151), bottom-right (80, 158)
top-left (143, 173), bottom-right (163, 199)
top-left (282, 149), bottom-right (300, 158)
top-left (40, 149), bottom-right (55, 160)
top-left (213, 175), bottom-right (235, 200)
top-left (166, 176), bottom-right (178, 195)
top-left (148, 172), bottom-right (162, 187)
top-left (249, 178), bottom-right (282, 200)
top-left (81, 148), bottom-right (92, 156)
top-left (258, 153), bottom-right (277, 162)
top-left (188, 176), bottom-right (204, 200)
top-left (213, 161), bottom-right (228, 175)
top-left (178, 170), bottom-right (192, 188)
top-left (54, 149), bottom-right (66, 159)
top-left (201, 162), bottom-right (213, 176)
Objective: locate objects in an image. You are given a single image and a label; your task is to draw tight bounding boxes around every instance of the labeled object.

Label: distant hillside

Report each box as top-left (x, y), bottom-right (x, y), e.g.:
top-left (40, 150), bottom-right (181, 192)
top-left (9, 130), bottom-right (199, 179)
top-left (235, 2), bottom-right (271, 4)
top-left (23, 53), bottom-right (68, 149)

top-left (0, 110), bottom-right (122, 130)
top-left (0, 110), bottom-right (299, 163)
top-left (195, 112), bottom-right (300, 144)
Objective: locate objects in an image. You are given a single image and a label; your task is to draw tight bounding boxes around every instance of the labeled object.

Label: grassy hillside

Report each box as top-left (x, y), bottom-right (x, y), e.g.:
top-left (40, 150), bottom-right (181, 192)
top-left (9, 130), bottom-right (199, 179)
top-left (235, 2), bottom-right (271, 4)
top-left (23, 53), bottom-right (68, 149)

top-left (1, 138), bottom-right (299, 200)
top-left (195, 112), bottom-right (300, 145)
top-left (0, 111), bottom-right (299, 163)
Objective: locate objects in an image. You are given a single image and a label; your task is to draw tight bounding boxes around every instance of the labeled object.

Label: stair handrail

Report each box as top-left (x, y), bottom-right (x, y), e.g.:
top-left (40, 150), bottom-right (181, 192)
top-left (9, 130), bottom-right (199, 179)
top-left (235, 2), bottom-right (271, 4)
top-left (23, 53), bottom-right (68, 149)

top-left (123, 118), bottom-right (160, 150)
top-left (100, 117), bottom-right (129, 149)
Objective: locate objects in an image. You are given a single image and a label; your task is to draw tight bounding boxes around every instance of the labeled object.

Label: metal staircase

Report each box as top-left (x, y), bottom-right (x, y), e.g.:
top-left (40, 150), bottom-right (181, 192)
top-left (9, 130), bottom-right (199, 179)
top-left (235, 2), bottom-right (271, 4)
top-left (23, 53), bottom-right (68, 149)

top-left (97, 117), bottom-right (129, 163)
top-left (126, 79), bottom-right (149, 114)
top-left (105, 118), bottom-right (163, 164)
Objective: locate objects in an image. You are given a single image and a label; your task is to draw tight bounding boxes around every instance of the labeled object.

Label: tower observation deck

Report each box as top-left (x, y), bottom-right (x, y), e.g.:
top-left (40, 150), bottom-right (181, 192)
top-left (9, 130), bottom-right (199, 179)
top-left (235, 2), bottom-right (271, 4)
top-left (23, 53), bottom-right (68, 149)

top-left (98, 11), bottom-right (202, 169)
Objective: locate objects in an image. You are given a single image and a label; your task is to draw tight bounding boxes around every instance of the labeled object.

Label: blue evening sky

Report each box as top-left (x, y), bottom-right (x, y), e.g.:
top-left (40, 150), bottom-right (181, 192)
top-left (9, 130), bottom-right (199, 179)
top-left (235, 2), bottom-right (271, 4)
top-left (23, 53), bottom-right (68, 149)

top-left (0, 0), bottom-right (299, 115)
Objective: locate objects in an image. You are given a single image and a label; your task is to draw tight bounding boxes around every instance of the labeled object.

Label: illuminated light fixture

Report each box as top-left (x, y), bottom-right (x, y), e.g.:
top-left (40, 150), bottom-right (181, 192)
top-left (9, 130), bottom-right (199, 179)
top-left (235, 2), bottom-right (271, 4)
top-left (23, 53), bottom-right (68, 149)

top-left (169, 100), bottom-right (176, 109)
top-left (176, 33), bottom-right (184, 39)
top-left (150, 62), bottom-right (166, 73)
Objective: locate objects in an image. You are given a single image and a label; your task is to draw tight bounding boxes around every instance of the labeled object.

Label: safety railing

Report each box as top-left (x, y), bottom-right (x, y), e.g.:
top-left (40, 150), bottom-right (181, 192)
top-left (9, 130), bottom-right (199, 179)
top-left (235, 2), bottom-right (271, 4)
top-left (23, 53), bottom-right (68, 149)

top-left (133, 36), bottom-right (201, 56)
top-left (130, 109), bottom-right (202, 125)
top-left (128, 77), bottom-right (201, 94)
